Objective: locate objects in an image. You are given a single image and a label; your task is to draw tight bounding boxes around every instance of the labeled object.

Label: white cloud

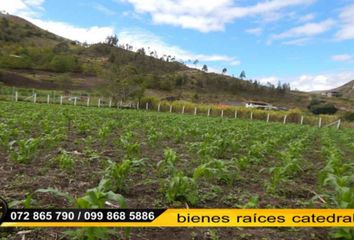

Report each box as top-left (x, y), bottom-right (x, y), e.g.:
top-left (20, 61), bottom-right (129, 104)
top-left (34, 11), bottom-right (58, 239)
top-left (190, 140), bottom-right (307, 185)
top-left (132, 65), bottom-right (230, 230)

top-left (0, 0), bottom-right (115, 44)
top-left (331, 54), bottom-right (352, 62)
top-left (335, 3), bottom-right (354, 40)
top-left (120, 0), bottom-right (316, 32)
top-left (259, 76), bottom-right (279, 85)
top-left (282, 37), bottom-right (311, 45)
top-left (0, 0), bottom-right (44, 17)
top-left (230, 60), bottom-right (241, 66)
top-left (271, 19), bottom-right (335, 41)
top-left (30, 18), bottom-right (114, 44)
top-left (94, 3), bottom-right (116, 16)
top-left (290, 72), bottom-right (354, 91)
top-left (118, 28), bottom-right (240, 65)
top-left (246, 27), bottom-right (263, 36)
top-left (297, 13), bottom-right (315, 23)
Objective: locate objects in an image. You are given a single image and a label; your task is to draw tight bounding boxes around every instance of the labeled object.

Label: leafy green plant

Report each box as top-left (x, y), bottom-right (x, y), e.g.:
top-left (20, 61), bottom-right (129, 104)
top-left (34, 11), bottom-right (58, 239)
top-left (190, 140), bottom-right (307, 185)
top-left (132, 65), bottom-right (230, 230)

top-left (9, 138), bottom-right (41, 163)
top-left (236, 195), bottom-right (259, 209)
top-left (36, 179), bottom-right (128, 240)
top-left (9, 194), bottom-right (35, 208)
top-left (56, 150), bottom-right (75, 171)
top-left (120, 131), bottom-right (140, 158)
top-left (157, 148), bottom-right (178, 175)
top-left (104, 160), bottom-right (132, 192)
top-left (165, 171), bottom-right (198, 205)
top-left (193, 159), bottom-right (231, 184)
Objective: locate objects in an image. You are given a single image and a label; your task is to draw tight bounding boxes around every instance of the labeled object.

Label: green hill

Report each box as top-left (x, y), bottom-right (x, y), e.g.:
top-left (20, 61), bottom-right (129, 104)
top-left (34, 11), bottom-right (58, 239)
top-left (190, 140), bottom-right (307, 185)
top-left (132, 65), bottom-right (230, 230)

top-left (331, 80), bottom-right (354, 98)
top-left (0, 13), bottom-right (350, 111)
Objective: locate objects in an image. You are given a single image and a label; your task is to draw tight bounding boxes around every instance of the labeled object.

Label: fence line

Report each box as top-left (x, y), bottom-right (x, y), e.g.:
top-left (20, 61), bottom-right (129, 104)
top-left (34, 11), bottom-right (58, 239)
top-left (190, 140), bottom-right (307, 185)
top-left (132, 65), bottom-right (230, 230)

top-left (9, 91), bottom-right (342, 129)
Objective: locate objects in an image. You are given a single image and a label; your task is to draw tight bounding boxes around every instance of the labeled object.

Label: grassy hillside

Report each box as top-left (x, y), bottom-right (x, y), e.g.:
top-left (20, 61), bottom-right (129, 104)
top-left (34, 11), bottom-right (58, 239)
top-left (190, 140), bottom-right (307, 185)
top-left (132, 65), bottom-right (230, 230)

top-left (0, 13), bottom-right (352, 112)
top-left (332, 80), bottom-right (354, 98)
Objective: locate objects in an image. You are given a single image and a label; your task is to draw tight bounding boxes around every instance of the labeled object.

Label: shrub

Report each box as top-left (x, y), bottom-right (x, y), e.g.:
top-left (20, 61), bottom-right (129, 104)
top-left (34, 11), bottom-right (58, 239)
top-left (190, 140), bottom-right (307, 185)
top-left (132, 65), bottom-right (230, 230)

top-left (343, 112), bottom-right (354, 122)
top-left (308, 103), bottom-right (338, 115)
top-left (50, 55), bottom-right (81, 72)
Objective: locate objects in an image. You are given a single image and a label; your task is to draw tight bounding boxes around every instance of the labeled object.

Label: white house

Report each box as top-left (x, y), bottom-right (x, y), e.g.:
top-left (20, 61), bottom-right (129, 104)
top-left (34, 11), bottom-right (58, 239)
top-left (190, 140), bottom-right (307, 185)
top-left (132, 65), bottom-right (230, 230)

top-left (245, 101), bottom-right (273, 110)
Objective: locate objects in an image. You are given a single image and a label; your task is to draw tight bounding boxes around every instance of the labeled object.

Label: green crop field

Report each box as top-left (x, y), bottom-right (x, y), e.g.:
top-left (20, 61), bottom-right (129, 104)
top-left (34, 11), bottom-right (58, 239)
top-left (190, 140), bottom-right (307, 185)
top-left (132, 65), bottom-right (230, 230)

top-left (0, 101), bottom-right (353, 239)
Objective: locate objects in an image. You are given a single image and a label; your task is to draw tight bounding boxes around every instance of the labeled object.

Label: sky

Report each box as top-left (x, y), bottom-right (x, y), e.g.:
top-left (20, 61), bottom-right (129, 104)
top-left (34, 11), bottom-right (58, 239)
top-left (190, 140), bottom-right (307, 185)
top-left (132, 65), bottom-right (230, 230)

top-left (1, 0), bottom-right (354, 91)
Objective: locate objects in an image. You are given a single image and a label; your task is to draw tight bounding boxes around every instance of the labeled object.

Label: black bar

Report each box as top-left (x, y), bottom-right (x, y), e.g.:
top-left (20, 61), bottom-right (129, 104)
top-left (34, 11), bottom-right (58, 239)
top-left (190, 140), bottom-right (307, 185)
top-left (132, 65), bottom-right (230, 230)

top-left (2, 209), bottom-right (166, 223)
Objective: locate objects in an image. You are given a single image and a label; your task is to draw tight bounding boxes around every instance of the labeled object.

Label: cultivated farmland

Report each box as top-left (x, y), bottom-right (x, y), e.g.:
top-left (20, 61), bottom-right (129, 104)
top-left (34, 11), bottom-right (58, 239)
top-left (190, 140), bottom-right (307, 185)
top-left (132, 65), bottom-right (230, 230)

top-left (0, 101), bottom-right (353, 239)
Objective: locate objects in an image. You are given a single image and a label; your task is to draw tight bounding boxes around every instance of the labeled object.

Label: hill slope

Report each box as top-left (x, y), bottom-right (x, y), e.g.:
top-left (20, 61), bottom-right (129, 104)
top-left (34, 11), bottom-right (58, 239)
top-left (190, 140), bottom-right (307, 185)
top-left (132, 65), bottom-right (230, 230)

top-left (332, 80), bottom-right (354, 98)
top-left (0, 13), bottom-right (342, 110)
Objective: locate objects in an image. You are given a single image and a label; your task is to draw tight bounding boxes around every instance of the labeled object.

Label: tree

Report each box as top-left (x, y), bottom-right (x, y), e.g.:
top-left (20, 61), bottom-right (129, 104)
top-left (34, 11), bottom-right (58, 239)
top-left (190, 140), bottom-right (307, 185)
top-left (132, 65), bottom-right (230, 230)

top-left (202, 64), bottom-right (208, 72)
top-left (239, 70), bottom-right (246, 79)
top-left (222, 68), bottom-right (227, 75)
top-left (50, 55), bottom-right (80, 73)
top-left (308, 99), bottom-right (338, 115)
top-left (105, 35), bottom-right (119, 47)
top-left (107, 65), bottom-right (145, 101)
top-left (53, 42), bottom-right (69, 54)
top-left (56, 73), bottom-right (73, 89)
top-left (136, 48), bottom-right (146, 55)
top-left (1, 18), bottom-right (9, 28)
top-left (193, 59), bottom-right (199, 68)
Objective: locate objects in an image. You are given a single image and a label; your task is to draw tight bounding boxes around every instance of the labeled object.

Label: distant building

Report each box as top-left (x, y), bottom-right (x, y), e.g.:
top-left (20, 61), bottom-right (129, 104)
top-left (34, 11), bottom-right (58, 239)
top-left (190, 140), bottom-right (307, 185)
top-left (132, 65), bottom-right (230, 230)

top-left (321, 91), bottom-right (342, 98)
top-left (245, 101), bottom-right (273, 110)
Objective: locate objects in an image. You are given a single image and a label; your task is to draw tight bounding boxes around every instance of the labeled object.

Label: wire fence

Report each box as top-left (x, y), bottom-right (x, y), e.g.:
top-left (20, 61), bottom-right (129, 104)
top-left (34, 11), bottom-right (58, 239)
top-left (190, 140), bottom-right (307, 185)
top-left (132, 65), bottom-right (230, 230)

top-left (4, 91), bottom-right (344, 130)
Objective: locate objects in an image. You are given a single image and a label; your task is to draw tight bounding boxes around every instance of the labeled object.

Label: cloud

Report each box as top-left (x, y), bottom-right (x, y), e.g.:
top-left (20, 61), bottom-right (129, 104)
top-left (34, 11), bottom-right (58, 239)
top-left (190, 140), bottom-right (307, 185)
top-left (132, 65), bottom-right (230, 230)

top-left (30, 18), bottom-right (114, 44)
top-left (94, 3), bottom-right (116, 16)
top-left (281, 37), bottom-right (311, 45)
top-left (335, 3), bottom-right (354, 40)
top-left (120, 0), bottom-right (316, 32)
top-left (271, 19), bottom-right (335, 41)
top-left (297, 13), bottom-right (315, 23)
top-left (0, 0), bottom-right (44, 17)
top-left (258, 72), bottom-right (354, 91)
top-left (230, 60), bottom-right (241, 66)
top-left (290, 72), bottom-right (354, 91)
top-left (259, 76), bottom-right (279, 86)
top-left (331, 54), bottom-right (352, 62)
top-left (246, 27), bottom-right (263, 36)
top-left (0, 0), bottom-right (115, 44)
top-left (118, 28), bottom-right (240, 65)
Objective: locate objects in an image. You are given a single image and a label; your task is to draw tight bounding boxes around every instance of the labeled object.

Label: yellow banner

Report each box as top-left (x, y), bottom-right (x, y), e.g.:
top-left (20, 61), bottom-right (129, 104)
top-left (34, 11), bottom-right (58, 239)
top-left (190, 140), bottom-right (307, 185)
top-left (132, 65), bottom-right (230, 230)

top-left (2, 209), bottom-right (354, 228)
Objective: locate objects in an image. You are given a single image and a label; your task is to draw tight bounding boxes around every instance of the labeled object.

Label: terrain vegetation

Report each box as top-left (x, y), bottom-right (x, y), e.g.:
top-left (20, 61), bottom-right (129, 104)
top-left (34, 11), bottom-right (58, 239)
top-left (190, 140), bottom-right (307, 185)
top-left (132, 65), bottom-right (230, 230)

top-left (1, 12), bottom-right (353, 114)
top-left (0, 101), bottom-right (353, 239)
top-left (0, 12), bottom-right (354, 240)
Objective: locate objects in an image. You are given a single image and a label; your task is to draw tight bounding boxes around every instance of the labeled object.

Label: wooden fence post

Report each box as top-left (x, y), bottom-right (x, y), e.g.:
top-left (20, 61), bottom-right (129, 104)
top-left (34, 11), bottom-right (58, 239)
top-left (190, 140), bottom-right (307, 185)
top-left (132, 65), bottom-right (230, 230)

top-left (250, 112), bottom-right (253, 120)
top-left (47, 95), bottom-right (50, 104)
top-left (98, 98), bottom-right (101, 108)
top-left (267, 113), bottom-right (270, 123)
top-left (194, 107), bottom-right (197, 115)
top-left (221, 110), bottom-right (224, 118)
top-left (74, 97), bottom-right (77, 106)
top-left (87, 97), bottom-right (90, 107)
top-left (337, 119), bottom-right (341, 129)
top-left (300, 116), bottom-right (304, 125)
top-left (170, 105), bottom-right (173, 113)
top-left (207, 108), bottom-right (211, 117)
top-left (146, 102), bottom-right (149, 111)
top-left (137, 102), bottom-right (139, 110)
top-left (33, 93), bottom-right (37, 103)
top-left (109, 99), bottom-right (112, 108)
top-left (283, 115), bottom-right (287, 124)
top-left (60, 96), bottom-right (63, 105)
top-left (182, 106), bottom-right (185, 114)
top-left (235, 110), bottom-right (238, 119)
top-left (158, 103), bottom-right (161, 112)
top-left (15, 91), bottom-right (18, 102)
top-left (319, 117), bottom-right (322, 128)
